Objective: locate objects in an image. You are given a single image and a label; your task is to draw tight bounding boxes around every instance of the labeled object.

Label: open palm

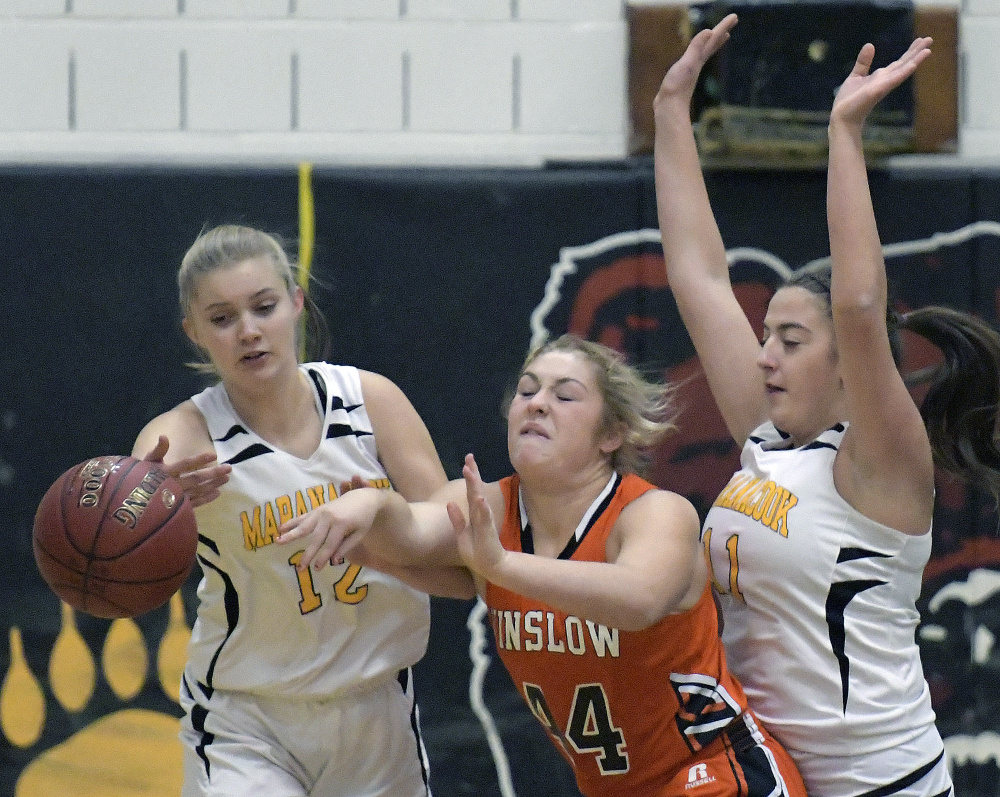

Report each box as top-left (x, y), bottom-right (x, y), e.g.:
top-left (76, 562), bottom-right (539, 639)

top-left (831, 37), bottom-right (932, 127)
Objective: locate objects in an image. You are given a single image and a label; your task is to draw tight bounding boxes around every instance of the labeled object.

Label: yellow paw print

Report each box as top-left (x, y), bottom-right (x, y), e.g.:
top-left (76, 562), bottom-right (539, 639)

top-left (1, 591), bottom-right (191, 796)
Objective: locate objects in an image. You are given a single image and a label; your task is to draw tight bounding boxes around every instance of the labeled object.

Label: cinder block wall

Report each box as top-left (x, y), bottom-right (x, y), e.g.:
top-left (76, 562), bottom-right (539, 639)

top-left (0, 0), bottom-right (983, 166)
top-left (960, 0), bottom-right (1000, 157)
top-left (0, 0), bottom-right (628, 166)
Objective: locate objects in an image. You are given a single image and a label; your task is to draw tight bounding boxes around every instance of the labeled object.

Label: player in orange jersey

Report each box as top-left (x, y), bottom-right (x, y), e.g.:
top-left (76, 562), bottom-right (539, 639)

top-left (278, 333), bottom-right (806, 797)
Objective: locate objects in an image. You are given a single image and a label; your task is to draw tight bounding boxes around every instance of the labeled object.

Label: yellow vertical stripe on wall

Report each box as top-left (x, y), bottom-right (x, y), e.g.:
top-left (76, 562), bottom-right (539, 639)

top-left (298, 162), bottom-right (315, 362)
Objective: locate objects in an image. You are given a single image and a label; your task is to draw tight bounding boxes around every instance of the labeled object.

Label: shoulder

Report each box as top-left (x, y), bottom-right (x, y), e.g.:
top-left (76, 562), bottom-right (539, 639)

top-left (132, 399), bottom-right (213, 462)
top-left (357, 369), bottom-right (411, 408)
top-left (618, 482), bottom-right (700, 537)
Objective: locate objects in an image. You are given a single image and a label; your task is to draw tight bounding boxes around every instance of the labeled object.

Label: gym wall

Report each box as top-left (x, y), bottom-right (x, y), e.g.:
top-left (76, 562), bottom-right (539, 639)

top-left (2, 160), bottom-right (1000, 796)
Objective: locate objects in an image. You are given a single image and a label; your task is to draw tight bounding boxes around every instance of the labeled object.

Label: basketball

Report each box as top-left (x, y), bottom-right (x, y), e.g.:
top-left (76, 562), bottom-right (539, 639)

top-left (32, 455), bottom-right (198, 619)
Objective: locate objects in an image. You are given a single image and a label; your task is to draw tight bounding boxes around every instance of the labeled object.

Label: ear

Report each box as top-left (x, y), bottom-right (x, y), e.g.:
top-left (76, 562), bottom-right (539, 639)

top-left (598, 423), bottom-right (626, 456)
top-left (181, 316), bottom-right (198, 347)
top-left (292, 285), bottom-right (305, 317)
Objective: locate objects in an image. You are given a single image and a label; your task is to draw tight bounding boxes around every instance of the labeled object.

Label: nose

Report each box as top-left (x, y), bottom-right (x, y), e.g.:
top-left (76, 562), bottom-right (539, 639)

top-left (524, 389), bottom-right (549, 414)
top-left (756, 337), bottom-right (776, 371)
top-left (237, 311), bottom-right (262, 341)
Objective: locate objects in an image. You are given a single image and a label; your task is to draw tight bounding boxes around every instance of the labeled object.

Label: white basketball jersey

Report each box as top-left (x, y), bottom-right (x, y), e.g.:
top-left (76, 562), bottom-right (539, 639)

top-left (186, 363), bottom-right (430, 699)
top-left (702, 422), bottom-right (939, 759)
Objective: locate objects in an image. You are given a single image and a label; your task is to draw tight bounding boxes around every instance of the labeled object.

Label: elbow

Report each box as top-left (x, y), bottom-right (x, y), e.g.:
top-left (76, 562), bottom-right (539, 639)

top-left (455, 583), bottom-right (479, 601)
top-left (617, 595), bottom-right (673, 632)
top-left (831, 291), bottom-right (885, 323)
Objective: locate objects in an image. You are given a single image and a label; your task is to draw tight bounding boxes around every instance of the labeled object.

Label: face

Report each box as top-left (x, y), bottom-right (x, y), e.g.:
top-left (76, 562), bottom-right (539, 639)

top-left (507, 350), bottom-right (621, 480)
top-left (182, 256), bottom-right (304, 387)
top-left (758, 286), bottom-right (845, 445)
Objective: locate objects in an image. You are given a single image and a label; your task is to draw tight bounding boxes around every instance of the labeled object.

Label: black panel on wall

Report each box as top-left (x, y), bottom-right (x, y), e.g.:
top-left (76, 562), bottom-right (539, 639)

top-left (2, 162), bottom-right (1000, 797)
top-left (308, 166), bottom-right (649, 484)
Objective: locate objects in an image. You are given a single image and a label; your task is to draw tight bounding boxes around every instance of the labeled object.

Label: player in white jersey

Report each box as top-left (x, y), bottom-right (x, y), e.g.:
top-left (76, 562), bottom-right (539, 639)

top-left (654, 17), bottom-right (1000, 797)
top-left (132, 225), bottom-right (452, 797)
top-left (706, 422), bottom-right (944, 796)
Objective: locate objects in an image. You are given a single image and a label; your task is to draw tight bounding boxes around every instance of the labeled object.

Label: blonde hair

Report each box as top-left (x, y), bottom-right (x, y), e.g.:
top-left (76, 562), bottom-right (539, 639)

top-left (178, 224), bottom-right (329, 373)
top-left (512, 334), bottom-right (680, 476)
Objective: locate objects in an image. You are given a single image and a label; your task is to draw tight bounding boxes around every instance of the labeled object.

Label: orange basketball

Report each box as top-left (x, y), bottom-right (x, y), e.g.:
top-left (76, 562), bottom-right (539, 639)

top-left (32, 455), bottom-right (198, 618)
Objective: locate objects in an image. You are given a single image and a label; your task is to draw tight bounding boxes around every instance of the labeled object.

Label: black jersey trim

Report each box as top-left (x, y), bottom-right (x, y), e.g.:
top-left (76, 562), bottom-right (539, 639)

top-left (215, 423), bottom-right (248, 442)
top-left (329, 394), bottom-right (363, 415)
top-left (327, 423), bottom-right (373, 440)
top-left (224, 442), bottom-right (273, 465)
top-left (306, 366), bottom-right (328, 409)
top-left (397, 667), bottom-right (431, 793)
top-left (518, 473), bottom-right (622, 559)
top-left (837, 546), bottom-right (891, 564)
top-left (195, 554), bottom-right (239, 690)
top-left (801, 439), bottom-right (838, 451)
top-left (851, 749), bottom-right (946, 797)
top-left (559, 473), bottom-right (622, 560)
top-left (826, 578), bottom-right (886, 712)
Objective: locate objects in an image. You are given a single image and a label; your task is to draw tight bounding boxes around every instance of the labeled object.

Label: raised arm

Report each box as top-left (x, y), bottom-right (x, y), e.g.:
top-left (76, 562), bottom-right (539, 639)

top-left (451, 455), bottom-right (705, 632)
top-left (653, 13), bottom-right (767, 444)
top-left (827, 38), bottom-right (936, 532)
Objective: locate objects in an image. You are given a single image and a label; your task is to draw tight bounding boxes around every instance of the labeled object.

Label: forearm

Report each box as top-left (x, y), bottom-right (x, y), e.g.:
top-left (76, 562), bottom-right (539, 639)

top-left (653, 100), bottom-right (731, 289)
top-left (827, 118), bottom-right (887, 315)
top-left (366, 492), bottom-right (462, 567)
top-left (357, 556), bottom-right (477, 600)
top-left (485, 552), bottom-right (679, 632)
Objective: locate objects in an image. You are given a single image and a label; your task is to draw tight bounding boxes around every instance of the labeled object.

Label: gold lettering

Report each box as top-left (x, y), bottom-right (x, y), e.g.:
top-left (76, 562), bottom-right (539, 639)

top-left (769, 492), bottom-right (798, 537)
top-left (751, 482), bottom-right (776, 521)
top-left (334, 564), bottom-right (368, 604)
top-left (307, 485), bottom-right (326, 509)
top-left (275, 495), bottom-right (293, 525)
top-left (702, 527), bottom-right (726, 594)
top-left (732, 477), bottom-right (763, 514)
top-left (714, 473), bottom-right (750, 509)
top-left (262, 502), bottom-right (279, 546)
top-left (760, 487), bottom-right (781, 526)
top-left (241, 506), bottom-right (264, 550)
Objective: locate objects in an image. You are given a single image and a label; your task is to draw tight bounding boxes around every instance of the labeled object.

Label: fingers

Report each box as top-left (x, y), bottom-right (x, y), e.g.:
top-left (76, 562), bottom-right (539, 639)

top-left (338, 474), bottom-right (371, 495)
top-left (183, 467), bottom-right (231, 508)
top-left (462, 454), bottom-right (491, 522)
top-left (656, 13), bottom-right (737, 104)
top-left (278, 516), bottom-right (342, 571)
top-left (154, 451), bottom-right (231, 508)
top-left (851, 42), bottom-right (875, 78)
top-left (142, 435), bottom-right (170, 463)
top-left (688, 12), bottom-right (737, 63)
top-left (447, 501), bottom-right (468, 535)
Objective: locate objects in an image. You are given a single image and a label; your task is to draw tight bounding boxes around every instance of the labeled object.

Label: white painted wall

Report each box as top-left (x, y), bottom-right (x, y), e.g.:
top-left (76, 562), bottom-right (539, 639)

top-left (0, 1), bottom-right (628, 166)
top-left (959, 0), bottom-right (1000, 157)
top-left (1, 1), bottom-right (987, 165)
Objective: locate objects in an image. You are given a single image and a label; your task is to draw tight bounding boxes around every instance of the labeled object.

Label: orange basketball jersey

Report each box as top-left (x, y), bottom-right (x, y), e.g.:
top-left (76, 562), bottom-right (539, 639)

top-left (485, 473), bottom-right (802, 797)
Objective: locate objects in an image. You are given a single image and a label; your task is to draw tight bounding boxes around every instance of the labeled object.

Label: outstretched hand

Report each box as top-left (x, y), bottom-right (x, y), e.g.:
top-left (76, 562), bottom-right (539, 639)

top-left (448, 454), bottom-right (505, 578)
top-left (831, 37), bottom-right (932, 127)
top-left (276, 480), bottom-right (381, 571)
top-left (142, 434), bottom-right (231, 508)
top-left (655, 12), bottom-right (738, 112)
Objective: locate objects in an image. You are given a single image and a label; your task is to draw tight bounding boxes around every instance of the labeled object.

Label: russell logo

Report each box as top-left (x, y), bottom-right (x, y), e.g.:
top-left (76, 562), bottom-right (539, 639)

top-left (685, 763), bottom-right (716, 789)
